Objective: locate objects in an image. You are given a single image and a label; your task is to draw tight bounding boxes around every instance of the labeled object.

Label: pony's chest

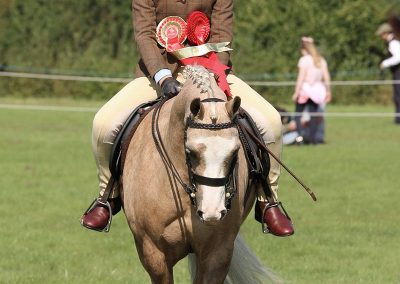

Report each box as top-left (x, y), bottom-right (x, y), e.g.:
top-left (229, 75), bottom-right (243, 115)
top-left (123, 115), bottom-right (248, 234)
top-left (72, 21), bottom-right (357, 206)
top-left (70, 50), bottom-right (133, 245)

top-left (159, 216), bottom-right (193, 251)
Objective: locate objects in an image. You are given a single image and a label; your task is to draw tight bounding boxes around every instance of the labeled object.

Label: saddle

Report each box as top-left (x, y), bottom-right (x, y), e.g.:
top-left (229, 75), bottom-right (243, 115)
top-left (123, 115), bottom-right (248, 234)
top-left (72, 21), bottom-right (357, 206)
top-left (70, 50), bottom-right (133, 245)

top-left (97, 99), bottom-right (160, 209)
top-left (109, 99), bottom-right (161, 179)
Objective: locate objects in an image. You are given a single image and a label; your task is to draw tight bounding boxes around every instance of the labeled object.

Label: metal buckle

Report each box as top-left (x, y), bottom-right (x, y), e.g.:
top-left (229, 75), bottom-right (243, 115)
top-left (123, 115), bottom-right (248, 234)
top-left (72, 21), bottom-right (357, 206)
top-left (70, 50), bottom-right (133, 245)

top-left (80, 198), bottom-right (112, 233)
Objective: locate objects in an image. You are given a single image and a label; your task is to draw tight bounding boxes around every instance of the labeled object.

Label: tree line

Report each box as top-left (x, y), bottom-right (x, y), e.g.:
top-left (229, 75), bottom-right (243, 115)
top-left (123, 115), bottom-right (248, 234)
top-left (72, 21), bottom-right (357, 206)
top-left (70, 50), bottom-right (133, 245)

top-left (0, 0), bottom-right (398, 104)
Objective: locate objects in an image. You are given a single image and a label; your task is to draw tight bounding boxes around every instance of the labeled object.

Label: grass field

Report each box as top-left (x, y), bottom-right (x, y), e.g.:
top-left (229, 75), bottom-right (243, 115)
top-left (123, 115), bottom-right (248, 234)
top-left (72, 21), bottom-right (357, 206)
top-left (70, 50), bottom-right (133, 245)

top-left (1, 97), bottom-right (399, 283)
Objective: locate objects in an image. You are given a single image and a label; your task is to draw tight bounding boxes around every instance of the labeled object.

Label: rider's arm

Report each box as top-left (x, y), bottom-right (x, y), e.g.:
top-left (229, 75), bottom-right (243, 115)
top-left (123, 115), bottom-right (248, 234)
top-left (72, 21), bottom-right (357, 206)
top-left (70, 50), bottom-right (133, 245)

top-left (132, 0), bottom-right (168, 81)
top-left (381, 40), bottom-right (400, 69)
top-left (209, 0), bottom-right (233, 66)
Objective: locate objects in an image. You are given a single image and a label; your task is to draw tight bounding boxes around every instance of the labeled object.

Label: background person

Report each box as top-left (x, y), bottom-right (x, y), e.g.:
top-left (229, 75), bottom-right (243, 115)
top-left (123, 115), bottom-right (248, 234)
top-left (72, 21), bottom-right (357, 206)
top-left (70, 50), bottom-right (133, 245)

top-left (292, 36), bottom-right (331, 144)
top-left (277, 105), bottom-right (325, 145)
top-left (377, 22), bottom-right (400, 125)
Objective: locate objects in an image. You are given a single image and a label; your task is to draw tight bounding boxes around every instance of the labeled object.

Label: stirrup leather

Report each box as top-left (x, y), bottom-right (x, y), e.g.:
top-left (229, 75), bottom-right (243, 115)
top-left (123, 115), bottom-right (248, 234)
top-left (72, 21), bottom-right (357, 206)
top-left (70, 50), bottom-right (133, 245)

top-left (80, 198), bottom-right (112, 233)
top-left (261, 202), bottom-right (291, 234)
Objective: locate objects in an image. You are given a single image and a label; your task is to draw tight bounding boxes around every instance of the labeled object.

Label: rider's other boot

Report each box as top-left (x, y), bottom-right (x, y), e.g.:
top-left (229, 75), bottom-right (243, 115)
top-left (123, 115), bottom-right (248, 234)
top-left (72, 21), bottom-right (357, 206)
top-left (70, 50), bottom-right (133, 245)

top-left (80, 198), bottom-right (121, 232)
top-left (256, 200), bottom-right (294, 237)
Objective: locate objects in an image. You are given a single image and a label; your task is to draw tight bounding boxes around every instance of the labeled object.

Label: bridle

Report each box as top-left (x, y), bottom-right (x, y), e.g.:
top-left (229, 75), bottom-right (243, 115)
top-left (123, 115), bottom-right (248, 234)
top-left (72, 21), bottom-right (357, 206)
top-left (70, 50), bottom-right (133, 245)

top-left (152, 97), bottom-right (239, 210)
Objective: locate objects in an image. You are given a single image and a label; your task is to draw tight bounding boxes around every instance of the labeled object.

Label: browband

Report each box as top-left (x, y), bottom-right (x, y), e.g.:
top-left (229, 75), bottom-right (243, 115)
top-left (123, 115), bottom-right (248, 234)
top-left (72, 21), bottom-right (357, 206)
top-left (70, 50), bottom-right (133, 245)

top-left (201, 98), bottom-right (226, 103)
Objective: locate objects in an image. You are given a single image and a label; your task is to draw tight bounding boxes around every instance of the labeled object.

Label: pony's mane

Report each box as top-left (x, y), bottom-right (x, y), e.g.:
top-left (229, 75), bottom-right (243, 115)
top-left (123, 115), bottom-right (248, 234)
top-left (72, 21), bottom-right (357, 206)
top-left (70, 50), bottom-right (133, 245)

top-left (182, 65), bottom-right (214, 97)
top-left (182, 65), bottom-right (222, 121)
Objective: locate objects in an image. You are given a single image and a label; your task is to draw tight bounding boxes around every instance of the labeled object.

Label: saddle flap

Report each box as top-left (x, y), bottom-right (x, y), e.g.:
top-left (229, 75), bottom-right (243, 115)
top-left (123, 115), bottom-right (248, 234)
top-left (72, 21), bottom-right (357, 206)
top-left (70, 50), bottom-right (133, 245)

top-left (109, 99), bottom-right (160, 179)
top-left (236, 108), bottom-right (266, 174)
top-left (235, 108), bottom-right (274, 200)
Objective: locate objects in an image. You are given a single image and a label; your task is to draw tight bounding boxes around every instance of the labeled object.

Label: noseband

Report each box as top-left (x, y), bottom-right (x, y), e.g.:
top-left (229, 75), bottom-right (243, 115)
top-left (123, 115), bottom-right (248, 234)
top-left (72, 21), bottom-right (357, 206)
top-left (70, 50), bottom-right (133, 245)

top-left (152, 97), bottom-right (238, 210)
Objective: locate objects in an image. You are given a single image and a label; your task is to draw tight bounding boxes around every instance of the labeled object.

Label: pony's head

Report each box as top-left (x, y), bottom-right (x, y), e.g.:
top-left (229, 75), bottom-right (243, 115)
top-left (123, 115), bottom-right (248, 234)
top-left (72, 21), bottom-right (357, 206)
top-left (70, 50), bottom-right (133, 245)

top-left (181, 66), bottom-right (241, 223)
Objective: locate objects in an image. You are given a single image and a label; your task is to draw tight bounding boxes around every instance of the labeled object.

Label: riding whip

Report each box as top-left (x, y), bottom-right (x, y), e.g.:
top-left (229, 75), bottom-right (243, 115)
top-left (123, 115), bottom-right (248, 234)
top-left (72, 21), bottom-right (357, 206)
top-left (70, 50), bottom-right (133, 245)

top-left (242, 125), bottom-right (317, 201)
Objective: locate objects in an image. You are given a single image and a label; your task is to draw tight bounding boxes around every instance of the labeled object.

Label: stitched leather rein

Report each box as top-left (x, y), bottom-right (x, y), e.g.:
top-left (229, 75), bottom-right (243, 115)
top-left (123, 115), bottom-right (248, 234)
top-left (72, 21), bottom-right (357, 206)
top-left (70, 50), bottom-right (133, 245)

top-left (152, 97), bottom-right (238, 208)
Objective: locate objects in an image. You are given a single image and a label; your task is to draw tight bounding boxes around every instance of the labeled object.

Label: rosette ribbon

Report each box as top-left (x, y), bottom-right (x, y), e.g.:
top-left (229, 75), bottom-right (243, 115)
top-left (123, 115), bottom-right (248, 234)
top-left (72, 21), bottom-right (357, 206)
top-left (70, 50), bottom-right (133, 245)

top-left (172, 42), bottom-right (233, 96)
top-left (171, 42), bottom-right (232, 60)
top-left (157, 12), bottom-right (233, 96)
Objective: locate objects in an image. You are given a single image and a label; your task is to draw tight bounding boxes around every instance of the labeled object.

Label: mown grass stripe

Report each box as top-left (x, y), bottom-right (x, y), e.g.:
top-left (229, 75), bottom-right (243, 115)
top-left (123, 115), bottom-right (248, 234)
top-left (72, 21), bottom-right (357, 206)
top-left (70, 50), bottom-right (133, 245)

top-left (0, 103), bottom-right (97, 112)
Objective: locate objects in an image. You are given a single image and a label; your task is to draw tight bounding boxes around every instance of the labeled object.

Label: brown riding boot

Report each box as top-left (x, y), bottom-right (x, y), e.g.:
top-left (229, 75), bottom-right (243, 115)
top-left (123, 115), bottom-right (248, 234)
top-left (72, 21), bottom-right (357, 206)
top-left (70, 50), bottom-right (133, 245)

top-left (80, 198), bottom-right (121, 232)
top-left (255, 200), bottom-right (294, 237)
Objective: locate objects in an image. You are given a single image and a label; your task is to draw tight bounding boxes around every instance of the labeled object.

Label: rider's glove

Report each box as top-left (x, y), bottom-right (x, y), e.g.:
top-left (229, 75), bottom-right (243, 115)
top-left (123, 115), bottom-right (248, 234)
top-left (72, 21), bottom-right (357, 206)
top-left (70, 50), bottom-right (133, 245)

top-left (160, 77), bottom-right (181, 98)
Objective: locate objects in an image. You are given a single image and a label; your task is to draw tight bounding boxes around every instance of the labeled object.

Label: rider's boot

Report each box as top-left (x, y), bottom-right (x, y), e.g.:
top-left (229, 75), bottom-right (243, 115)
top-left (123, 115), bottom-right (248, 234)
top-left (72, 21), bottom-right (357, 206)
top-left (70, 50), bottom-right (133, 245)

top-left (255, 200), bottom-right (294, 237)
top-left (80, 197), bottom-right (121, 232)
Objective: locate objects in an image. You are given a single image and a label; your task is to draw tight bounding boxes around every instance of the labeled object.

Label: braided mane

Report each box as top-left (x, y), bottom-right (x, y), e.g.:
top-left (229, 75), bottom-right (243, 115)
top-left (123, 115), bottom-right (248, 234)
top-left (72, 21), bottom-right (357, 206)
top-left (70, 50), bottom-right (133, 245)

top-left (182, 65), bottom-right (220, 121)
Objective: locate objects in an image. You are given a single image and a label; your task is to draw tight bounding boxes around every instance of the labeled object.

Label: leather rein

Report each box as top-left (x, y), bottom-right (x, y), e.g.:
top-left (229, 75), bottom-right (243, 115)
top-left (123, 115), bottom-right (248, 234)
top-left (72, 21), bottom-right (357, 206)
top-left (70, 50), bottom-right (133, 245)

top-left (151, 97), bottom-right (238, 208)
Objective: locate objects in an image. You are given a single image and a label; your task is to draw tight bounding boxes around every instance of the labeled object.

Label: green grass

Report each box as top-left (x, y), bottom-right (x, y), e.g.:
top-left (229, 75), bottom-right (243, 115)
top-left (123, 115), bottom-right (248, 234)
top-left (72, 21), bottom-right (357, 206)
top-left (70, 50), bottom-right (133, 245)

top-left (1, 98), bottom-right (400, 283)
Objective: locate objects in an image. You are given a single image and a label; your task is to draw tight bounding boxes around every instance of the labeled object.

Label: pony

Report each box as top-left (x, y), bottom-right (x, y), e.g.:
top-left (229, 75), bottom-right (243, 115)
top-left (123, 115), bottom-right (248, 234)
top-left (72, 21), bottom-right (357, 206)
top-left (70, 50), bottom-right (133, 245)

top-left (121, 65), bottom-right (279, 283)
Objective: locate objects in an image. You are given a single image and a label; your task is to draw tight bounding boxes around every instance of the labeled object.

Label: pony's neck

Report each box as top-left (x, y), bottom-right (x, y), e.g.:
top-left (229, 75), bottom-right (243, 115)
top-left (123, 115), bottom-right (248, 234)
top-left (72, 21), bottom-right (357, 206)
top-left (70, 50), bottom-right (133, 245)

top-left (166, 93), bottom-right (187, 151)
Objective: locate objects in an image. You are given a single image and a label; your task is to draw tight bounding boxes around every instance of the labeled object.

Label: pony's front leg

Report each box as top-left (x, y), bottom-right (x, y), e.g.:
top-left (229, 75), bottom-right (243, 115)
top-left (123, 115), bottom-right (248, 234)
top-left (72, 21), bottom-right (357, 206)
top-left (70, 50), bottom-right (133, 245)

top-left (193, 247), bottom-right (233, 284)
top-left (135, 235), bottom-right (174, 284)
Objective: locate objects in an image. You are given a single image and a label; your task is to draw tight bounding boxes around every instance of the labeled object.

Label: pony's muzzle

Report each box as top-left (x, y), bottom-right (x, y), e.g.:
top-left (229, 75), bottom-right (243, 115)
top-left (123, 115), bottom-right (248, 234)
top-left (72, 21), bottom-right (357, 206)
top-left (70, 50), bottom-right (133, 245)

top-left (197, 208), bottom-right (227, 223)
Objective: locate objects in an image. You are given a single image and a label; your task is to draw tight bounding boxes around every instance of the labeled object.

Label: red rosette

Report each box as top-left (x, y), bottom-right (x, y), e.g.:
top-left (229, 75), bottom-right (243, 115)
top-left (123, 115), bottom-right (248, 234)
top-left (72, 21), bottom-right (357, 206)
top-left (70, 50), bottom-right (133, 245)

top-left (156, 16), bottom-right (187, 49)
top-left (186, 11), bottom-right (210, 45)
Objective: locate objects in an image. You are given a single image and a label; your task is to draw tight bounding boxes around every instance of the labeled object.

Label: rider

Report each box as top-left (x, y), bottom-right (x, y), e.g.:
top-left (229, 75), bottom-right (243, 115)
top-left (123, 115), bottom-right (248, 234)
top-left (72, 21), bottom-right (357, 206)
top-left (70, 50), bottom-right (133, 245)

top-left (81, 0), bottom-right (294, 237)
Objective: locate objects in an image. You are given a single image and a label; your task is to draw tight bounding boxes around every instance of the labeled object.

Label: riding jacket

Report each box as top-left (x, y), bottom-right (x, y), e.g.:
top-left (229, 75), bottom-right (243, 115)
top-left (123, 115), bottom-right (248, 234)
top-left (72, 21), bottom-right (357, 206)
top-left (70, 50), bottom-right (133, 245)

top-left (132, 0), bottom-right (233, 79)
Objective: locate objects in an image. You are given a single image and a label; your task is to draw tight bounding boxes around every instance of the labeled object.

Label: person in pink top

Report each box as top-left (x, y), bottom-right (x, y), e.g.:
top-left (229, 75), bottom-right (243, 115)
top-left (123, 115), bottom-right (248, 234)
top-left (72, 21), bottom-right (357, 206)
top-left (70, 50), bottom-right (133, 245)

top-left (292, 36), bottom-right (331, 144)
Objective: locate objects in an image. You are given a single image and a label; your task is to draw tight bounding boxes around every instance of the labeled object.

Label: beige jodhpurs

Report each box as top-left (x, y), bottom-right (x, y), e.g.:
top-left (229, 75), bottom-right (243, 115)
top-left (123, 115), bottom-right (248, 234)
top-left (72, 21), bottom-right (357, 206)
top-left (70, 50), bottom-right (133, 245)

top-left (92, 72), bottom-right (282, 200)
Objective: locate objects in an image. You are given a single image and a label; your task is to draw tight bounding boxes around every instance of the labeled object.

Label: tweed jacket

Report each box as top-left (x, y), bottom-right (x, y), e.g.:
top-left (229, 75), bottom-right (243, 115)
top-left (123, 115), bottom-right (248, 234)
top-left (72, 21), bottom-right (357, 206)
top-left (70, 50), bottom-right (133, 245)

top-left (132, 0), bottom-right (233, 79)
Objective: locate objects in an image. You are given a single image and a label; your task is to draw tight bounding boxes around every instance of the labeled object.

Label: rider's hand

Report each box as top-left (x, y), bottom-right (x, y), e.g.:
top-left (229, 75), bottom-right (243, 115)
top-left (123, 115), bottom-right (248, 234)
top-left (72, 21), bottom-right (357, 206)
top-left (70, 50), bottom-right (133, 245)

top-left (160, 77), bottom-right (181, 98)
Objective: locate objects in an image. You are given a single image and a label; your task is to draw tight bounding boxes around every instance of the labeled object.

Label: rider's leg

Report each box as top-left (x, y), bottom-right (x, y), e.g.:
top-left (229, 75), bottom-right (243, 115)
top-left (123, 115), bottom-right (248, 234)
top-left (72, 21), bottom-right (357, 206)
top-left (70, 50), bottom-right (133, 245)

top-left (81, 77), bottom-right (158, 231)
top-left (294, 102), bottom-right (307, 140)
top-left (306, 100), bottom-right (319, 144)
top-left (227, 74), bottom-right (294, 236)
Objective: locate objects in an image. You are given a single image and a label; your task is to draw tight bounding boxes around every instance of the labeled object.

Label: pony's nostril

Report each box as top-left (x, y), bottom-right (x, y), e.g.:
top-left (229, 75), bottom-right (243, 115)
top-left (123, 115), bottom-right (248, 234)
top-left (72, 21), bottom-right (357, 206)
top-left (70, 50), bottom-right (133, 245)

top-left (220, 209), bottom-right (227, 220)
top-left (197, 210), bottom-right (204, 219)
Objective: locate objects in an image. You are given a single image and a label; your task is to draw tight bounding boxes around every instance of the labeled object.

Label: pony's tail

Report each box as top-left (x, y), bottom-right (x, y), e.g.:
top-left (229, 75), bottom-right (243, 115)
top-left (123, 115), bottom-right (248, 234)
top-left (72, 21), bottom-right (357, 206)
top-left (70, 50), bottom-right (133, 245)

top-left (188, 234), bottom-right (282, 284)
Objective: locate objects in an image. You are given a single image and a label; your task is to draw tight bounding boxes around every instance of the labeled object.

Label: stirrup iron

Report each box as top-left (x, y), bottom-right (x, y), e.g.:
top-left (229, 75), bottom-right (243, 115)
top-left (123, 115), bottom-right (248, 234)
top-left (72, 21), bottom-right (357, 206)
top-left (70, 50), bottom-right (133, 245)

top-left (80, 198), bottom-right (113, 233)
top-left (260, 202), bottom-right (291, 235)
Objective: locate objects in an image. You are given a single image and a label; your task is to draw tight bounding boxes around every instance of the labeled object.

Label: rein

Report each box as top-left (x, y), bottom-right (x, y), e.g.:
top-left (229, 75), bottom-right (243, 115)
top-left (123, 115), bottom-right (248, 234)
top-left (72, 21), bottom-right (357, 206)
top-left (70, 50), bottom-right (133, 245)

top-left (151, 97), bottom-right (238, 208)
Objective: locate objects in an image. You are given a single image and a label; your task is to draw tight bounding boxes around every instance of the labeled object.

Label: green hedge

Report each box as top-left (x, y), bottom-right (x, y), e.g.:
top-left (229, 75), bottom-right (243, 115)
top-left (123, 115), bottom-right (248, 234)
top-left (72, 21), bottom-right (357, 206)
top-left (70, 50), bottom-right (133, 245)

top-left (0, 0), bottom-right (397, 104)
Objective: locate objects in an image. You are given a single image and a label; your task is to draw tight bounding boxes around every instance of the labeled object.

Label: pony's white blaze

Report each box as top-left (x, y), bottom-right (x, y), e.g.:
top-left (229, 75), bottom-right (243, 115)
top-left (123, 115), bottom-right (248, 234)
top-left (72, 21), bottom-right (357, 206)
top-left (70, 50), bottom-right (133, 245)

top-left (193, 136), bottom-right (237, 222)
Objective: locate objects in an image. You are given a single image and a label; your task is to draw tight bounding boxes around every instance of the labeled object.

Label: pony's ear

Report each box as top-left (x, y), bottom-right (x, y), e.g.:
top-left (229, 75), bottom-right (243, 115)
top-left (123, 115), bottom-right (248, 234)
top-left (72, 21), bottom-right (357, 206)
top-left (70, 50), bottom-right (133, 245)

top-left (190, 98), bottom-right (204, 118)
top-left (226, 96), bottom-right (241, 118)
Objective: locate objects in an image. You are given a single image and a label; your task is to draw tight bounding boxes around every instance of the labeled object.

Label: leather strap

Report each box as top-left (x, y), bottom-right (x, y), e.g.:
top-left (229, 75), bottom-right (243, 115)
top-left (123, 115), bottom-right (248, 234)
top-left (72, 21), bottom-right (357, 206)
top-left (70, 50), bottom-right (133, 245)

top-left (99, 176), bottom-right (115, 204)
top-left (192, 173), bottom-right (228, 187)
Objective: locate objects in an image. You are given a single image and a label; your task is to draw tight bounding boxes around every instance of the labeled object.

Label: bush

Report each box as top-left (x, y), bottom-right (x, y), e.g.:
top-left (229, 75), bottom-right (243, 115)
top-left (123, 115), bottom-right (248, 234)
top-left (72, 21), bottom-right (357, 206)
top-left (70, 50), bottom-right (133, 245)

top-left (0, 0), bottom-right (397, 103)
